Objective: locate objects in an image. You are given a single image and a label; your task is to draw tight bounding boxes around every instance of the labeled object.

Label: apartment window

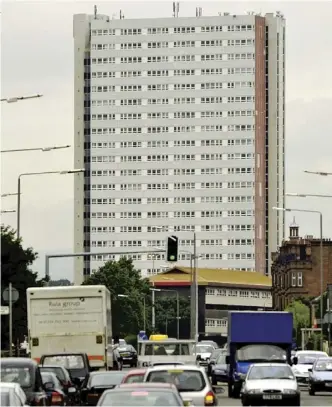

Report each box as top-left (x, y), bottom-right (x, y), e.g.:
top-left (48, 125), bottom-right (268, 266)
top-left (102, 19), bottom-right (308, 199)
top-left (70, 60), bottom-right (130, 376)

top-left (174, 140), bottom-right (195, 147)
top-left (297, 272), bottom-right (303, 287)
top-left (206, 288), bottom-right (215, 295)
top-left (147, 42), bottom-right (168, 48)
top-left (240, 290), bottom-right (249, 298)
top-left (146, 141), bottom-right (168, 148)
top-left (147, 112), bottom-right (169, 119)
top-left (121, 71), bottom-right (142, 78)
top-left (147, 155), bottom-right (168, 162)
top-left (174, 40), bottom-right (195, 47)
top-left (120, 42), bottom-right (142, 50)
top-left (147, 84), bottom-right (169, 91)
top-left (174, 55), bottom-right (195, 62)
top-left (120, 198), bottom-right (142, 204)
top-left (174, 183), bottom-right (195, 190)
top-left (148, 98), bottom-right (169, 104)
top-left (147, 27), bottom-right (169, 34)
top-left (121, 28), bottom-right (142, 35)
top-left (201, 68), bottom-right (223, 75)
top-left (216, 289), bottom-right (226, 296)
top-left (174, 69), bottom-right (195, 76)
top-left (120, 141), bottom-right (142, 148)
top-left (120, 85), bottom-right (142, 92)
top-left (201, 26), bottom-right (223, 33)
top-left (201, 40), bottom-right (223, 47)
top-left (174, 26), bottom-right (195, 34)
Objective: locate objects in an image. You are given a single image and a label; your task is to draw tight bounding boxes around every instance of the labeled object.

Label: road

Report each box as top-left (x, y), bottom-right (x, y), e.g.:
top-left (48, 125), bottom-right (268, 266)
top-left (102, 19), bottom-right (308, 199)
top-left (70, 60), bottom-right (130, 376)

top-left (216, 384), bottom-right (332, 406)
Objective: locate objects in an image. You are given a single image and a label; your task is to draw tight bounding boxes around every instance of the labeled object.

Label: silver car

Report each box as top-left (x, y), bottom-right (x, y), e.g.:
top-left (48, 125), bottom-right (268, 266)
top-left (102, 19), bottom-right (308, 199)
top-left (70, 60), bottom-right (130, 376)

top-left (241, 363), bottom-right (300, 406)
top-left (143, 363), bottom-right (223, 406)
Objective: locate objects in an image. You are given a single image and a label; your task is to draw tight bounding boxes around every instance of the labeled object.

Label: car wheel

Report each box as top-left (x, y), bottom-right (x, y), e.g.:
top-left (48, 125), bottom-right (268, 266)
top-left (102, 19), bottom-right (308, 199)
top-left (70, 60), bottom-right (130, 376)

top-left (241, 398), bottom-right (249, 407)
top-left (211, 375), bottom-right (217, 386)
top-left (309, 385), bottom-right (315, 396)
top-left (228, 382), bottom-right (233, 398)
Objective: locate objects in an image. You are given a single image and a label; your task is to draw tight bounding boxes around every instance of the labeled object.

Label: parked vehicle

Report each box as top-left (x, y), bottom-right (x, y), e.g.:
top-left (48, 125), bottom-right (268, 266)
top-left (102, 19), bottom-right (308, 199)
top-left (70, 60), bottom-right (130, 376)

top-left (193, 344), bottom-right (215, 370)
top-left (0, 382), bottom-right (28, 406)
top-left (241, 363), bottom-right (300, 406)
top-left (199, 341), bottom-right (218, 349)
top-left (41, 372), bottom-right (68, 406)
top-left (0, 358), bottom-right (48, 406)
top-left (292, 350), bottom-right (328, 385)
top-left (308, 357), bottom-right (332, 395)
top-left (80, 371), bottom-right (127, 405)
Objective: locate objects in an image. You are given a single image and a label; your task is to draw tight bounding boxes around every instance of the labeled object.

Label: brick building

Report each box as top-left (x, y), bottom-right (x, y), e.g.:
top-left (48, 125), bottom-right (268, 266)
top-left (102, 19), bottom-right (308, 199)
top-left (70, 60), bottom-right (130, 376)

top-left (271, 222), bottom-right (332, 310)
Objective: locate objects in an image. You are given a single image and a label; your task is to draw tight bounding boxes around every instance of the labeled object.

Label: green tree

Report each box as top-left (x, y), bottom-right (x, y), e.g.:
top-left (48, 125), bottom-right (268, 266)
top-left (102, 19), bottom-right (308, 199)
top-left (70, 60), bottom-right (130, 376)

top-left (48, 278), bottom-right (72, 286)
top-left (154, 296), bottom-right (191, 338)
top-left (1, 226), bottom-right (42, 349)
top-left (285, 300), bottom-right (310, 344)
top-left (82, 258), bottom-right (150, 337)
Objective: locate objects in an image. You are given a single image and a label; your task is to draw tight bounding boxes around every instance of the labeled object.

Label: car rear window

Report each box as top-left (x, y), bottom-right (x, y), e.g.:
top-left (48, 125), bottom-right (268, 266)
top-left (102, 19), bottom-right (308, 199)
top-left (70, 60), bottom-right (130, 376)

top-left (42, 355), bottom-right (84, 369)
top-left (0, 366), bottom-right (32, 388)
top-left (124, 374), bottom-right (144, 384)
top-left (100, 390), bottom-right (180, 406)
top-left (146, 369), bottom-right (206, 392)
top-left (40, 367), bottom-right (66, 381)
top-left (90, 372), bottom-right (126, 387)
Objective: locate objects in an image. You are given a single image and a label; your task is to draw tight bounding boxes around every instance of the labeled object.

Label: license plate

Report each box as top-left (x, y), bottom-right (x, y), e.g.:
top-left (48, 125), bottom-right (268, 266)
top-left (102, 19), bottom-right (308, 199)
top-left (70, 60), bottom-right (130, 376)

top-left (263, 395), bottom-right (282, 400)
top-left (122, 353), bottom-right (130, 357)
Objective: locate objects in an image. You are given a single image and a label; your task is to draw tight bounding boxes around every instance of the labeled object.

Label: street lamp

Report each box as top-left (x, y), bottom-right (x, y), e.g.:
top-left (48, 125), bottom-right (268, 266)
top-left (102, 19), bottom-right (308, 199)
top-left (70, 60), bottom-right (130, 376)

top-left (304, 170), bottom-right (332, 176)
top-left (1, 145), bottom-right (71, 154)
top-left (287, 193), bottom-right (332, 198)
top-left (17, 169), bottom-right (84, 239)
top-left (1, 94), bottom-right (43, 103)
top-left (150, 288), bottom-right (180, 339)
top-left (273, 206), bottom-right (324, 350)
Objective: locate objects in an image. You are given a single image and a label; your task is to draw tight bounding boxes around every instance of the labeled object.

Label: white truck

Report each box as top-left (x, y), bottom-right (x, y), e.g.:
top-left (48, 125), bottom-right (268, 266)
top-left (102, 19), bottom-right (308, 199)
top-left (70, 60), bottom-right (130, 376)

top-left (27, 285), bottom-right (113, 370)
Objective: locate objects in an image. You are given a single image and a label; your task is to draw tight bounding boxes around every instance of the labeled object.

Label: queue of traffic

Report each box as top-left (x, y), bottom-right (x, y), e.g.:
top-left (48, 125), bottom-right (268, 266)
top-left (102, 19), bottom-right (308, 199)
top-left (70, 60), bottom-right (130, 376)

top-left (1, 285), bottom-right (331, 406)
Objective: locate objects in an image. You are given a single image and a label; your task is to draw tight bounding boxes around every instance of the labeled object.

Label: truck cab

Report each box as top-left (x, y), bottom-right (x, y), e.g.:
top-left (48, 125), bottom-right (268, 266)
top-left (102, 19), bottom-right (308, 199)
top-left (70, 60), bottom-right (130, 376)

top-left (226, 311), bottom-right (294, 398)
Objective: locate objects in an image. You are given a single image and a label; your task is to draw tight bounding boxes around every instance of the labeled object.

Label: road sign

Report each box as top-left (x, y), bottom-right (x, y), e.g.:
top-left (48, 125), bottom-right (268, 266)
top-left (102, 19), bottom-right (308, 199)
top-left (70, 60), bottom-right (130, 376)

top-left (2, 286), bottom-right (19, 303)
top-left (0, 306), bottom-right (9, 315)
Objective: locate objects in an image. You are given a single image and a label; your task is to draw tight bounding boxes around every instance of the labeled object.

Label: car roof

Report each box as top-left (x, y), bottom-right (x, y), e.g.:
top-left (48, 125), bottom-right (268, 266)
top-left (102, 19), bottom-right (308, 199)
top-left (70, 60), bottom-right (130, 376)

top-left (0, 358), bottom-right (37, 367)
top-left (41, 353), bottom-right (85, 356)
top-left (296, 350), bottom-right (327, 354)
top-left (249, 363), bottom-right (292, 368)
top-left (116, 383), bottom-right (176, 389)
top-left (146, 364), bottom-right (204, 372)
top-left (90, 370), bottom-right (125, 376)
top-left (39, 365), bottom-right (66, 369)
top-left (125, 369), bottom-right (147, 375)
top-left (0, 383), bottom-right (20, 389)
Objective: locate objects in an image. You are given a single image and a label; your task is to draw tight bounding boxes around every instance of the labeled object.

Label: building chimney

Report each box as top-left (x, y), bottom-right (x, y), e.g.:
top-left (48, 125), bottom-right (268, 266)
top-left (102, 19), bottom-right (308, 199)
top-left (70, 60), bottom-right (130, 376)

top-left (289, 217), bottom-right (299, 239)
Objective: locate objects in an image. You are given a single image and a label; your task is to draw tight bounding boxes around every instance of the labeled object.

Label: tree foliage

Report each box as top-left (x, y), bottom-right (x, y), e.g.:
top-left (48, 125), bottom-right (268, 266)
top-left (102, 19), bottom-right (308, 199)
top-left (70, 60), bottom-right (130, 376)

top-left (48, 279), bottom-right (72, 286)
top-left (285, 300), bottom-right (310, 343)
top-left (82, 258), bottom-right (150, 337)
top-left (1, 226), bottom-right (42, 348)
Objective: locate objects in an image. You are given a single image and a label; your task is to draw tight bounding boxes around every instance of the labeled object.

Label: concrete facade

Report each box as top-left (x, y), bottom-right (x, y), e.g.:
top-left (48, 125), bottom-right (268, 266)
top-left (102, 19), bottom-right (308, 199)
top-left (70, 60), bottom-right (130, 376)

top-left (73, 12), bottom-right (286, 284)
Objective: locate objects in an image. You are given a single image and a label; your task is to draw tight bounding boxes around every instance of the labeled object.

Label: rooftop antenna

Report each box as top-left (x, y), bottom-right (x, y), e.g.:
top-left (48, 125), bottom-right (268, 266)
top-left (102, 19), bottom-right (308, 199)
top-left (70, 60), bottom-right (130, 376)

top-left (196, 7), bottom-right (198, 17)
top-left (94, 5), bottom-right (97, 19)
top-left (199, 7), bottom-right (202, 16)
top-left (119, 10), bottom-right (123, 19)
top-left (173, 2), bottom-right (176, 17)
top-left (176, 2), bottom-right (179, 17)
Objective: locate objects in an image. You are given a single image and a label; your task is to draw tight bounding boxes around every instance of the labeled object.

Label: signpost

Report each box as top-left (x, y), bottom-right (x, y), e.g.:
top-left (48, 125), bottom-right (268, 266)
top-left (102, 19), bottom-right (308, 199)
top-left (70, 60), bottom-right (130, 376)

top-left (2, 283), bottom-right (19, 357)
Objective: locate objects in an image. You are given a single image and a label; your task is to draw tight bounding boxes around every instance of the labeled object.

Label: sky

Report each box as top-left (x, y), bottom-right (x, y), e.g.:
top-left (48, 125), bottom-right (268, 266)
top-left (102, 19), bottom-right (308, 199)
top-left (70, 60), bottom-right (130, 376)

top-left (1, 0), bottom-right (332, 281)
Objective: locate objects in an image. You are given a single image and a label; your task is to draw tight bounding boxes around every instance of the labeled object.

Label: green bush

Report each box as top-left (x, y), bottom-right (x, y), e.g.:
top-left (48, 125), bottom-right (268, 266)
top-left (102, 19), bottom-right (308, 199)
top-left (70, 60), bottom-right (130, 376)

top-left (125, 334), bottom-right (138, 349)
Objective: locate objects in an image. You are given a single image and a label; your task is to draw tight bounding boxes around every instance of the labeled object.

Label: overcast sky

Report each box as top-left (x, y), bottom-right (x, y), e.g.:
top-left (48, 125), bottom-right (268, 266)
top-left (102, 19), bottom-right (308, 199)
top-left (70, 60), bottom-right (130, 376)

top-left (1, 1), bottom-right (332, 281)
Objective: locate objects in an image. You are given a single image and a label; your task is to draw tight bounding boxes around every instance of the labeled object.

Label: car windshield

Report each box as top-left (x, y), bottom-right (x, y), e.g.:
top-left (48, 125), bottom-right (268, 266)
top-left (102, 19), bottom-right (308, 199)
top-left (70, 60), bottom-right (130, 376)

top-left (314, 359), bottom-right (332, 371)
top-left (146, 369), bottom-right (205, 392)
top-left (125, 375), bottom-right (144, 384)
top-left (42, 355), bottom-right (84, 369)
top-left (100, 390), bottom-right (181, 406)
top-left (0, 366), bottom-right (32, 388)
top-left (236, 344), bottom-right (286, 363)
top-left (0, 392), bottom-right (10, 406)
top-left (298, 353), bottom-right (327, 365)
top-left (194, 345), bottom-right (214, 354)
top-left (118, 346), bottom-right (133, 353)
top-left (143, 343), bottom-right (190, 356)
top-left (248, 365), bottom-right (295, 380)
top-left (40, 367), bottom-right (66, 381)
top-left (90, 372), bottom-right (126, 387)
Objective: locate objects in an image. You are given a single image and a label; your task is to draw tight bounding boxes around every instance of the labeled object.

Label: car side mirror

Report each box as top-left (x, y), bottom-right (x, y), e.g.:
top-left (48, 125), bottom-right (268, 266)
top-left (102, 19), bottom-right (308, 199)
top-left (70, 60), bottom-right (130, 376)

top-left (225, 355), bottom-right (230, 364)
top-left (308, 368), bottom-right (312, 372)
top-left (212, 386), bottom-right (224, 394)
top-left (292, 357), bottom-right (298, 365)
top-left (44, 381), bottom-right (54, 391)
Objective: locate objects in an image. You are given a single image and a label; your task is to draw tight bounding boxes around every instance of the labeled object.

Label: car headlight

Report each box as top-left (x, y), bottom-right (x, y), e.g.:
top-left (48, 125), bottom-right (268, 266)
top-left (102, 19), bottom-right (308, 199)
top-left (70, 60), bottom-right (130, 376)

top-left (247, 389), bottom-right (261, 394)
top-left (283, 389), bottom-right (297, 394)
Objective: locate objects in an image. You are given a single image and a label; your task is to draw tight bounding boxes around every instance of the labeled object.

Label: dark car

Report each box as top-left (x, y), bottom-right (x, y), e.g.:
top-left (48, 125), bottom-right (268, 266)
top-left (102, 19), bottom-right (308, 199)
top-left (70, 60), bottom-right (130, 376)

top-left (207, 349), bottom-right (226, 376)
top-left (80, 371), bottom-right (127, 405)
top-left (97, 383), bottom-right (186, 406)
top-left (41, 372), bottom-right (68, 406)
top-left (39, 365), bottom-right (79, 405)
top-left (308, 357), bottom-right (332, 395)
top-left (40, 353), bottom-right (90, 386)
top-left (0, 358), bottom-right (48, 406)
top-left (117, 344), bottom-right (138, 367)
top-left (211, 353), bottom-right (229, 385)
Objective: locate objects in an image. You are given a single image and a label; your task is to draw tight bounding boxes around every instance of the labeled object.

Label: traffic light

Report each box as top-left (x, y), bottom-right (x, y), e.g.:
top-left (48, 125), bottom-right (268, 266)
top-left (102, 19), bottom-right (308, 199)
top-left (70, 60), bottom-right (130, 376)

top-left (167, 235), bottom-right (178, 262)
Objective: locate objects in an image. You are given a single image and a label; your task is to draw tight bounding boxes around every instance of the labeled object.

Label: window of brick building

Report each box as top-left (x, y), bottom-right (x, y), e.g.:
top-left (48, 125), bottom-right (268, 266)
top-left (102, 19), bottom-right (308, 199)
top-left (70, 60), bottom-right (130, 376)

top-left (297, 272), bottom-right (303, 287)
top-left (291, 272), bottom-right (297, 287)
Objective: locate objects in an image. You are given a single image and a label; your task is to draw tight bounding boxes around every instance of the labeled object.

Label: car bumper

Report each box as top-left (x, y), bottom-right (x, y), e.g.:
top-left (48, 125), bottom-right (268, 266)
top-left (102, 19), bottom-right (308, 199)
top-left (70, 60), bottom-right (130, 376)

top-left (310, 381), bottom-right (332, 392)
top-left (212, 372), bottom-right (228, 383)
top-left (120, 356), bottom-right (137, 364)
top-left (242, 393), bottom-right (300, 406)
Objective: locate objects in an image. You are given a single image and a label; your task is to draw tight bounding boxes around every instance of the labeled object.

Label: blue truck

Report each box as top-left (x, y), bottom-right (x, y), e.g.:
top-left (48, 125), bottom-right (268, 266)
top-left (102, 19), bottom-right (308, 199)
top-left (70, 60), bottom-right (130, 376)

top-left (226, 311), bottom-right (294, 398)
